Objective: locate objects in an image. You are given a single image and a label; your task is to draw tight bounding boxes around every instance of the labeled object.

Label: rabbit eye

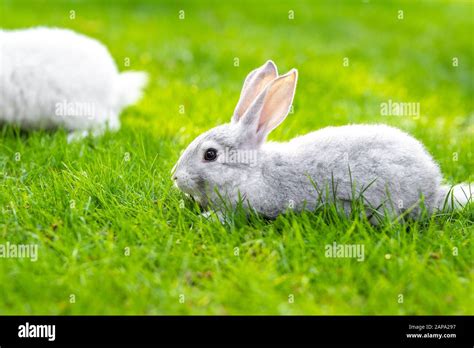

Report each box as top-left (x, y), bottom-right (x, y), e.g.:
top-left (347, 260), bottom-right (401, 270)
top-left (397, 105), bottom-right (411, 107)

top-left (204, 148), bottom-right (218, 161)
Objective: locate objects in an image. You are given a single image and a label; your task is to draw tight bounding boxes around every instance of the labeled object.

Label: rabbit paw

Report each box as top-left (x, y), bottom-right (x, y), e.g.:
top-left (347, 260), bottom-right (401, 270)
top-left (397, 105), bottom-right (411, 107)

top-left (201, 210), bottom-right (226, 224)
top-left (67, 130), bottom-right (89, 143)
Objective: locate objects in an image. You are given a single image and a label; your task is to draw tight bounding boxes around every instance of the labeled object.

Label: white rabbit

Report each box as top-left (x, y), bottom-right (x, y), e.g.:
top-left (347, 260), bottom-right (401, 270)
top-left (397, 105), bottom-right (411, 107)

top-left (0, 27), bottom-right (147, 139)
top-left (172, 60), bottom-right (472, 222)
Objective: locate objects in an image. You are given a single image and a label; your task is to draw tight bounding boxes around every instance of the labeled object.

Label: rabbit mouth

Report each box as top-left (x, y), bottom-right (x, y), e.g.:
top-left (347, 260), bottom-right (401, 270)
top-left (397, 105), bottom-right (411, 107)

top-left (175, 179), bottom-right (209, 207)
top-left (182, 189), bottom-right (209, 208)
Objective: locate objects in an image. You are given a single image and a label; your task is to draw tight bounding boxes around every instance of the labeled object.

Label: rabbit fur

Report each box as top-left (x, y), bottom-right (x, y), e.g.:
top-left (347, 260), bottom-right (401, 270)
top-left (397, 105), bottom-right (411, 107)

top-left (0, 27), bottom-right (147, 138)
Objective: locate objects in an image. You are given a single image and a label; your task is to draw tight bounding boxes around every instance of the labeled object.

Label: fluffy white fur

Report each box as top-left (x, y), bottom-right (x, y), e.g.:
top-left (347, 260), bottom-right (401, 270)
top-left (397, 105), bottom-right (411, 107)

top-left (173, 60), bottom-right (472, 222)
top-left (0, 27), bottom-right (147, 136)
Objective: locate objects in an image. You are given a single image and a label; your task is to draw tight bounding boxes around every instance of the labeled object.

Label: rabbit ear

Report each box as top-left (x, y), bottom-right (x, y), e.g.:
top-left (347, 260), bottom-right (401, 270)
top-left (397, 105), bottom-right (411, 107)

top-left (231, 60), bottom-right (278, 123)
top-left (239, 69), bottom-right (298, 146)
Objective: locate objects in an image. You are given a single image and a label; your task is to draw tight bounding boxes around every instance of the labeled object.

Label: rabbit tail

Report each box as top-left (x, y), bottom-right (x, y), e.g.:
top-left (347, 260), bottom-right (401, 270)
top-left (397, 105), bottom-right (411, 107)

top-left (113, 71), bottom-right (148, 111)
top-left (437, 183), bottom-right (473, 210)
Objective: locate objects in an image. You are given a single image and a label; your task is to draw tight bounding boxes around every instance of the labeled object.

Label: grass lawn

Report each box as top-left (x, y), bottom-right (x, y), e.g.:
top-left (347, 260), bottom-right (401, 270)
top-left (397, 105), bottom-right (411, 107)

top-left (0, 0), bottom-right (473, 315)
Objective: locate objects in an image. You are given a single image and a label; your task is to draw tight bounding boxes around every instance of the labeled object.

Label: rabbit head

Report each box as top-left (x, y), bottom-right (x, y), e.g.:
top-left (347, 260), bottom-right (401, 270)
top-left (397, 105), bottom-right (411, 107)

top-left (172, 60), bottom-right (298, 207)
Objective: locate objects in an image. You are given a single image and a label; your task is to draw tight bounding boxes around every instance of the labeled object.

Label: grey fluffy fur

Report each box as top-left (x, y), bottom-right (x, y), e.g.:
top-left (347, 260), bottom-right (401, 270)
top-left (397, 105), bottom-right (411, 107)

top-left (173, 61), bottom-right (472, 222)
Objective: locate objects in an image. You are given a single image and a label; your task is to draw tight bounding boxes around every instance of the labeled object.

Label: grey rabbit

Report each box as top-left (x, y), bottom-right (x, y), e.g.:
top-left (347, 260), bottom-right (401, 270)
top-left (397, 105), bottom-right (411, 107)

top-left (172, 61), bottom-right (472, 222)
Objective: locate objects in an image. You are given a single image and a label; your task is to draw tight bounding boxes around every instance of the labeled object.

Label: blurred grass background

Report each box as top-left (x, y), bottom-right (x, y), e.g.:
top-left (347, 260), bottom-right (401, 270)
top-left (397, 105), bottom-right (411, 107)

top-left (0, 0), bottom-right (472, 314)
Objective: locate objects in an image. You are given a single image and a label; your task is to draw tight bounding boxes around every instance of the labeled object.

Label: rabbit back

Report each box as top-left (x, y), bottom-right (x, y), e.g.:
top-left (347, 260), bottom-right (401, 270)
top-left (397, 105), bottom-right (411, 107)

top-left (255, 124), bottom-right (443, 218)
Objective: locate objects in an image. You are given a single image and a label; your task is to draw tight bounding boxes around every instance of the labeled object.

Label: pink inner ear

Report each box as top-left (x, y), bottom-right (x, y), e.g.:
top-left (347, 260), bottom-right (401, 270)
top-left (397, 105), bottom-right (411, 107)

top-left (233, 62), bottom-right (278, 122)
top-left (257, 77), bottom-right (294, 133)
top-left (235, 73), bottom-right (277, 121)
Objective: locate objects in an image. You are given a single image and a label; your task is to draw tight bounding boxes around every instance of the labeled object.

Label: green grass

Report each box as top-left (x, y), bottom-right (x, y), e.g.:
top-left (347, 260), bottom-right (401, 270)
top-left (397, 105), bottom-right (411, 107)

top-left (0, 0), bottom-right (473, 315)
